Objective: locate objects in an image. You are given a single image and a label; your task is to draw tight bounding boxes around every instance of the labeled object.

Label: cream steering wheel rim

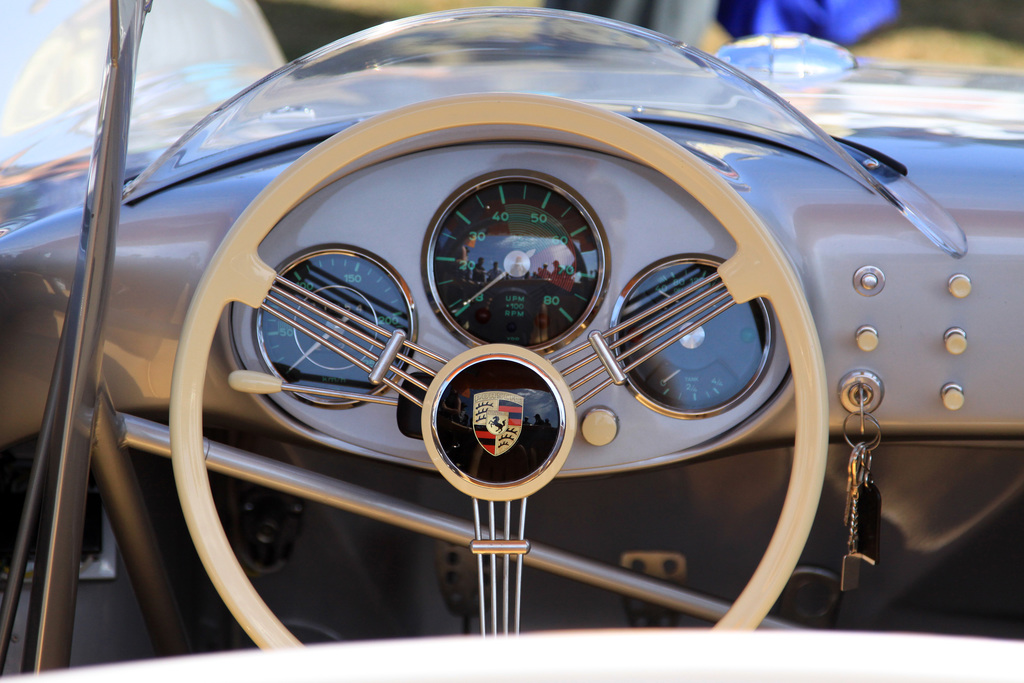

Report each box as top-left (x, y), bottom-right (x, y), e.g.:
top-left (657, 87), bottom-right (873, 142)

top-left (170, 93), bottom-right (828, 648)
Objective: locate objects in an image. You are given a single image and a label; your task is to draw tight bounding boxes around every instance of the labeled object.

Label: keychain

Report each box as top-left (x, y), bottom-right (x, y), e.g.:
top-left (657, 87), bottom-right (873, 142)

top-left (840, 385), bottom-right (882, 592)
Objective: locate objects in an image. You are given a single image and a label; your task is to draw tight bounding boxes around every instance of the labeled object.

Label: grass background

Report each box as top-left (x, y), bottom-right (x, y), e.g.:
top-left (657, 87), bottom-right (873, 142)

top-left (255, 0), bottom-right (1024, 67)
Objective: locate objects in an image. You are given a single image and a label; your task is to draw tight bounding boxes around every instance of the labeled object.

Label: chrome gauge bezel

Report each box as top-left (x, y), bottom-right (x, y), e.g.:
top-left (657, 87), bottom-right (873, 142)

top-left (423, 170), bottom-right (608, 354)
top-left (610, 255), bottom-right (775, 420)
top-left (255, 247), bottom-right (416, 408)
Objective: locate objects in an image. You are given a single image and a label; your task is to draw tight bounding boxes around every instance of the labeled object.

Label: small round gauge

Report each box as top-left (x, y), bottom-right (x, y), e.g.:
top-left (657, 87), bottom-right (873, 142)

top-left (611, 258), bottom-right (771, 418)
top-left (426, 172), bottom-right (606, 351)
top-left (257, 249), bottom-right (414, 407)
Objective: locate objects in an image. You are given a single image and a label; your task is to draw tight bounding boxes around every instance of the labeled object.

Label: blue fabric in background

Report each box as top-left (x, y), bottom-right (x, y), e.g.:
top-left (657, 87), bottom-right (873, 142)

top-left (718, 0), bottom-right (899, 45)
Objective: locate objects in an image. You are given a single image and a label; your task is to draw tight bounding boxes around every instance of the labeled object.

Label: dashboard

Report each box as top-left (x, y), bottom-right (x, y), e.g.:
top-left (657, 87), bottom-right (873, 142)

top-left (229, 141), bottom-right (790, 475)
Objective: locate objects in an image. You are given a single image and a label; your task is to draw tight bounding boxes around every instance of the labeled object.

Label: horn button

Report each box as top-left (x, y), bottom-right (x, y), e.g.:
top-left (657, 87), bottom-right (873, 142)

top-left (421, 345), bottom-right (577, 500)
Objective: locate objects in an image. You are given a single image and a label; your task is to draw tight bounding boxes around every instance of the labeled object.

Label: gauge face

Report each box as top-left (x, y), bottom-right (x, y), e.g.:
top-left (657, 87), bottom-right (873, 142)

top-left (427, 174), bottom-right (605, 350)
top-left (613, 259), bottom-right (770, 417)
top-left (257, 250), bottom-right (414, 407)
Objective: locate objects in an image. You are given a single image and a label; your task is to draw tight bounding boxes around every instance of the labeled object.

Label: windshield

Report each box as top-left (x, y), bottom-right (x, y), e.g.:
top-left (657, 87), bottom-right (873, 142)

top-left (127, 7), bottom-right (964, 257)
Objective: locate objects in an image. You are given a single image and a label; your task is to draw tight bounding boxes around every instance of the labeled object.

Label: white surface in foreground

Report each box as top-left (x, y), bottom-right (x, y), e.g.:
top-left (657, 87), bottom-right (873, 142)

top-left (27, 630), bottom-right (1024, 683)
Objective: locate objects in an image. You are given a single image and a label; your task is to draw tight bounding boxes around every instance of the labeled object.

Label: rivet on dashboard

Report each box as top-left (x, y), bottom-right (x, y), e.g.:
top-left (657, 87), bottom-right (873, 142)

top-left (853, 266), bottom-right (885, 297)
top-left (941, 383), bottom-right (965, 411)
top-left (855, 325), bottom-right (879, 352)
top-left (943, 327), bottom-right (967, 355)
top-left (581, 407), bottom-right (618, 447)
top-left (948, 273), bottom-right (972, 299)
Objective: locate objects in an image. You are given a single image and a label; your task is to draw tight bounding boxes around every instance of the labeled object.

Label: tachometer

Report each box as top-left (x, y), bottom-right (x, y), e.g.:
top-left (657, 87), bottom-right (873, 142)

top-left (611, 257), bottom-right (771, 418)
top-left (257, 249), bottom-right (414, 407)
top-left (426, 172), bottom-right (606, 351)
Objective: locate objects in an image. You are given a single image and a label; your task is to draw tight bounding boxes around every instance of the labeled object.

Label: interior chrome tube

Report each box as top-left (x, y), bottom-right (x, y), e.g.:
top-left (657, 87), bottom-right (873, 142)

top-left (279, 383), bottom-right (399, 405)
top-left (620, 295), bottom-right (735, 373)
top-left (272, 281), bottom-right (389, 353)
top-left (549, 272), bottom-right (723, 366)
top-left (606, 280), bottom-right (727, 354)
top-left (274, 277), bottom-right (447, 371)
top-left (269, 287), bottom-right (431, 387)
top-left (264, 289), bottom-right (429, 393)
top-left (515, 498), bottom-right (527, 635)
top-left (573, 376), bottom-right (615, 407)
top-left (472, 500), bottom-right (486, 636)
top-left (503, 501), bottom-right (511, 636)
top-left (488, 501), bottom-right (498, 637)
top-left (266, 286), bottom-right (434, 387)
top-left (260, 299), bottom-right (424, 406)
top-left (559, 275), bottom-right (731, 392)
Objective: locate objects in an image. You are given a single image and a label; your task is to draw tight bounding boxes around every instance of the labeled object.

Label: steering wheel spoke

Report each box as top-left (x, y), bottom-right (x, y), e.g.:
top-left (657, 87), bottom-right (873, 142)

top-left (260, 277), bottom-right (446, 406)
top-left (551, 267), bottom-right (737, 406)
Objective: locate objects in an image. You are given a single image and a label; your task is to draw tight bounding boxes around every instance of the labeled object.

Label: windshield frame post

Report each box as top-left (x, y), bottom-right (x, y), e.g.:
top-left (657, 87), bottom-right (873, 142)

top-left (12, 0), bottom-right (150, 672)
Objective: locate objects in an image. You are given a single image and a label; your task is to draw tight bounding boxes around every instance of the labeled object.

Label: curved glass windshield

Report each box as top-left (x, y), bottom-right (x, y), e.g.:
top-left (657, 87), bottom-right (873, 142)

top-left (127, 8), bottom-right (964, 257)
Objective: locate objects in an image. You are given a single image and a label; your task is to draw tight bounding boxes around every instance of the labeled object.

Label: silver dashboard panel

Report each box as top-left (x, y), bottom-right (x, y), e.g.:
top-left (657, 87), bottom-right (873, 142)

top-left (230, 142), bottom-right (790, 474)
top-left (4, 124), bottom-right (1018, 467)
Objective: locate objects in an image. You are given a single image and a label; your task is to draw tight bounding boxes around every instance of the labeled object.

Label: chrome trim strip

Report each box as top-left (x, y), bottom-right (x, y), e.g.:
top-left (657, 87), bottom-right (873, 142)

top-left (515, 497), bottom-right (527, 634)
top-left (549, 273), bottom-right (725, 369)
top-left (472, 500), bottom-right (486, 637)
top-left (621, 294), bottom-right (735, 373)
top-left (489, 501), bottom-right (498, 636)
top-left (266, 287), bottom-right (429, 390)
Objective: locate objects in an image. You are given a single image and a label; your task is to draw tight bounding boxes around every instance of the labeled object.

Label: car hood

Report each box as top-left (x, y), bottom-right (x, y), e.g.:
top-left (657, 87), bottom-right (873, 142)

top-left (778, 59), bottom-right (1024, 142)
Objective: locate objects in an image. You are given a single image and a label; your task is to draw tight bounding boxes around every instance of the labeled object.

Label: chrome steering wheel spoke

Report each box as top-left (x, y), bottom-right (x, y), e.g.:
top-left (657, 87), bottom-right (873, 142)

top-left (260, 276), bottom-right (448, 407)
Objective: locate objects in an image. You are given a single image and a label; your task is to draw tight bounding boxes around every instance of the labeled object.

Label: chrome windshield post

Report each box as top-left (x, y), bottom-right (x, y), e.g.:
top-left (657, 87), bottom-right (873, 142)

top-left (0, 0), bottom-right (151, 673)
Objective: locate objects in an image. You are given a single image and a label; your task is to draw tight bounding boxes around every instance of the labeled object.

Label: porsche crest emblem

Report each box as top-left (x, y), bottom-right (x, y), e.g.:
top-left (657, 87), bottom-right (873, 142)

top-left (473, 390), bottom-right (524, 457)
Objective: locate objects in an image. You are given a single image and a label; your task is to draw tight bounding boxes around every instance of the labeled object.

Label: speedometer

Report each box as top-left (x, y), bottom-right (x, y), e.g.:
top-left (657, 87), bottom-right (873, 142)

top-left (425, 172), bottom-right (606, 351)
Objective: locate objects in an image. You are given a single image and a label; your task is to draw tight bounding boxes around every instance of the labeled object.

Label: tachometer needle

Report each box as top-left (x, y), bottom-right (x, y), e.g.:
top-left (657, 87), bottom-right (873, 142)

top-left (449, 249), bottom-right (536, 317)
top-left (451, 271), bottom-right (508, 316)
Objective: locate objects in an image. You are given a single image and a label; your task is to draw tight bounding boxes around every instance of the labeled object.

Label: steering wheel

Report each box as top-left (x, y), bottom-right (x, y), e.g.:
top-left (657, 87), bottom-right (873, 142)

top-left (170, 93), bottom-right (828, 648)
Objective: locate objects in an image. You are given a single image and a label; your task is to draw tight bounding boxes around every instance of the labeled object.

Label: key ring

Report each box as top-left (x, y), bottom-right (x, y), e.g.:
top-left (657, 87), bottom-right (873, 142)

top-left (843, 411), bottom-right (881, 451)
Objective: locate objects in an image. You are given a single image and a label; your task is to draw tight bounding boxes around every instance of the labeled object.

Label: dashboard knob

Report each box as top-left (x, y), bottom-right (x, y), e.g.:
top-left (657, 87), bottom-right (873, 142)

top-left (855, 325), bottom-right (879, 352)
top-left (948, 273), bottom-right (972, 299)
top-left (941, 383), bottom-right (965, 411)
top-left (581, 407), bottom-right (618, 446)
top-left (943, 327), bottom-right (967, 355)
